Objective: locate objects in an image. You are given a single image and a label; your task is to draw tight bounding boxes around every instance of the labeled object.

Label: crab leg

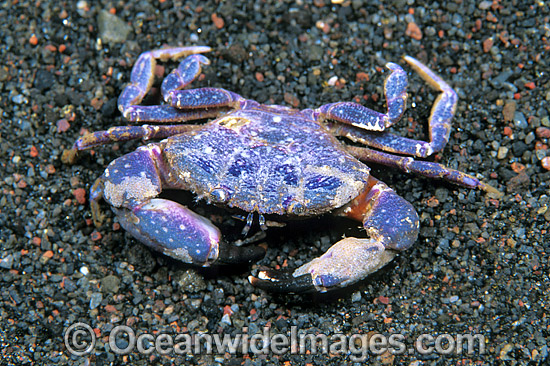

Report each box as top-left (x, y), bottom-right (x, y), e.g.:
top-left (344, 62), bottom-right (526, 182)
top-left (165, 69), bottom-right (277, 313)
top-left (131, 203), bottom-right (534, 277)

top-left (249, 176), bottom-right (419, 293)
top-left (72, 124), bottom-right (201, 150)
top-left (315, 61), bottom-right (408, 131)
top-left (328, 122), bottom-right (436, 158)
top-left (118, 46), bottom-right (214, 122)
top-left (322, 56), bottom-right (458, 157)
top-left (91, 144), bottom-right (264, 265)
top-left (346, 146), bottom-right (500, 193)
top-left (403, 56), bottom-right (457, 154)
top-left (167, 87), bottom-right (243, 110)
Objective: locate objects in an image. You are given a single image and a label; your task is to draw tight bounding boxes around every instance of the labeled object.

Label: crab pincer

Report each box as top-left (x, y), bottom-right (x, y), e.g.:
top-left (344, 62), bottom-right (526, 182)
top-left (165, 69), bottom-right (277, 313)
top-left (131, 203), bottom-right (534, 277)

top-left (90, 144), bottom-right (265, 266)
top-left (249, 176), bottom-right (419, 293)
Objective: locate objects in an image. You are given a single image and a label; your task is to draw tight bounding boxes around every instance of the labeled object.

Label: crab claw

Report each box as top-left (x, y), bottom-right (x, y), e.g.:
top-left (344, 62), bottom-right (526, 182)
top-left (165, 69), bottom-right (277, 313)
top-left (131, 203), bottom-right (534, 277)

top-left (249, 238), bottom-right (396, 293)
top-left (249, 176), bottom-right (419, 293)
top-left (92, 145), bottom-right (265, 266)
top-left (249, 270), bottom-right (316, 293)
top-left (114, 198), bottom-right (222, 265)
top-left (218, 244), bottom-right (266, 265)
top-left (114, 198), bottom-right (265, 265)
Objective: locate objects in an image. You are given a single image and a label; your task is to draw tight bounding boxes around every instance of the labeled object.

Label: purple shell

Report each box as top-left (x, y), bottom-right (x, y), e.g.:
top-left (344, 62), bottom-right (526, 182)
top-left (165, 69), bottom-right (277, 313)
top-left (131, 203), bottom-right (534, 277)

top-left (162, 104), bottom-right (370, 215)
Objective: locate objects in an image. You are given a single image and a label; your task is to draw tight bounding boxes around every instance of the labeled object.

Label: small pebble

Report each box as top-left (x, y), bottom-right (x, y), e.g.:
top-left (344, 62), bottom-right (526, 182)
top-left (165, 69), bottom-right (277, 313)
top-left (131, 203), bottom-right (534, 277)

top-left (405, 22), bottom-right (422, 40)
top-left (478, 0), bottom-right (493, 9)
top-left (72, 188), bottom-right (86, 204)
top-left (56, 119), bottom-right (70, 133)
top-left (101, 275), bottom-right (121, 293)
top-left (525, 132), bottom-right (535, 144)
top-left (497, 146), bottom-right (509, 159)
top-left (76, 1), bottom-right (89, 16)
top-left (513, 111), bottom-right (528, 129)
top-left (12, 94), bottom-right (26, 104)
top-left (482, 38), bottom-right (494, 53)
top-left (536, 127), bottom-right (550, 138)
top-left (89, 292), bottom-right (103, 309)
top-left (175, 269), bottom-right (206, 293)
top-left (97, 10), bottom-right (131, 43)
top-left (220, 313), bottom-right (232, 325)
top-left (327, 75), bottom-right (339, 86)
top-left (0, 254), bottom-right (14, 269)
top-left (502, 101), bottom-right (516, 121)
top-left (211, 13), bottom-right (224, 29)
top-left (535, 150), bottom-right (547, 160)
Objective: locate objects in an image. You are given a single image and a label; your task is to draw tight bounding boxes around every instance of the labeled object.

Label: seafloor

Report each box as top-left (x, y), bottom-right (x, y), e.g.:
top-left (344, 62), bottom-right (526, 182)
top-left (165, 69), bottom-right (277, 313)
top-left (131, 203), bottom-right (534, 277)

top-left (1, 1), bottom-right (548, 365)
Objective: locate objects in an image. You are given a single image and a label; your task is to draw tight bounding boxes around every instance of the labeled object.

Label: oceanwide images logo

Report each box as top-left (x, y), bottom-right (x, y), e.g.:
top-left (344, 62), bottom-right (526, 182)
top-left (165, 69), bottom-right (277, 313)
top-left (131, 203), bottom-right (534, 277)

top-left (64, 322), bottom-right (485, 361)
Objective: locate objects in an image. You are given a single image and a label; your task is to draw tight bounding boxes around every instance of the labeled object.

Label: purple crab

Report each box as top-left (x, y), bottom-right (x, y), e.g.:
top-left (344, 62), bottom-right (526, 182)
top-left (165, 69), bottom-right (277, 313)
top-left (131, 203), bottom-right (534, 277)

top-left (71, 46), bottom-right (497, 293)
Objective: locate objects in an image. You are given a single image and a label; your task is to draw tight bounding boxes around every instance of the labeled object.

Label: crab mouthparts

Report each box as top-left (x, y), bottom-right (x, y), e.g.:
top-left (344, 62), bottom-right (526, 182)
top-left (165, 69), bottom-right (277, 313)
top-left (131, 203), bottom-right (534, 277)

top-left (236, 212), bottom-right (268, 236)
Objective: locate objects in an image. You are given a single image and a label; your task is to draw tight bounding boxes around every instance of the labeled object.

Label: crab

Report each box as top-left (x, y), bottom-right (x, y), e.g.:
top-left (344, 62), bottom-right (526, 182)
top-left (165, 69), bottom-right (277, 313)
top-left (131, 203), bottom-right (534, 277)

top-left (70, 46), bottom-right (498, 293)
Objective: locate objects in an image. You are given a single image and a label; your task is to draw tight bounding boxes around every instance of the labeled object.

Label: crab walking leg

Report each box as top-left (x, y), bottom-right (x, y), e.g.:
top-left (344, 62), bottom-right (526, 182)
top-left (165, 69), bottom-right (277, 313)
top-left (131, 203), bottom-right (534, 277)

top-left (403, 55), bottom-right (458, 155)
top-left (315, 61), bottom-right (408, 131)
top-left (167, 87), bottom-right (244, 110)
top-left (121, 102), bottom-right (229, 123)
top-left (118, 46), bottom-right (212, 122)
top-left (328, 122), bottom-right (436, 158)
top-left (160, 54), bottom-right (210, 102)
top-left (346, 145), bottom-right (501, 193)
top-left (72, 124), bottom-right (201, 150)
top-left (323, 56), bottom-right (457, 158)
top-left (249, 177), bottom-right (419, 293)
top-left (91, 144), bottom-right (264, 265)
top-left (122, 103), bottom-right (227, 124)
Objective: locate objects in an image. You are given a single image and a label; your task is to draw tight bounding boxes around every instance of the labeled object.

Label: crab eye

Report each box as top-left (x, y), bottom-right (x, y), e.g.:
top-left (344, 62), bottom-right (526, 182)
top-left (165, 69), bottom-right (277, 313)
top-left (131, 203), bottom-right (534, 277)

top-left (210, 187), bottom-right (231, 203)
top-left (282, 196), bottom-right (305, 214)
top-left (289, 201), bottom-right (306, 214)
